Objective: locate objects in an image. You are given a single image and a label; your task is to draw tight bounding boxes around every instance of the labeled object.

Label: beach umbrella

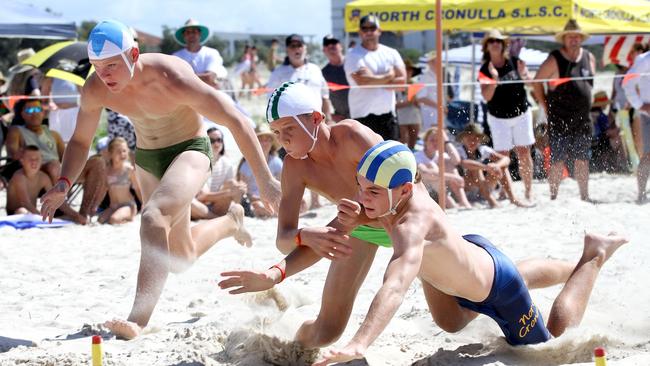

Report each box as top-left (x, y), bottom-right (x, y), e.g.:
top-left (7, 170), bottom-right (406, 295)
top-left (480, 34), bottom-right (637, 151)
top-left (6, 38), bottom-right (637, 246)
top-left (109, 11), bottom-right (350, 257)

top-left (21, 41), bottom-right (94, 86)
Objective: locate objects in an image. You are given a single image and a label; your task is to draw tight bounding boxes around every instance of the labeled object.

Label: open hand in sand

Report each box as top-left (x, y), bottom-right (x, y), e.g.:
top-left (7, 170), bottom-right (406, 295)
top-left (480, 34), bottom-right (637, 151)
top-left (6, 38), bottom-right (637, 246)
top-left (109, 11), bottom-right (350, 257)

top-left (312, 343), bottom-right (365, 366)
top-left (219, 268), bottom-right (279, 294)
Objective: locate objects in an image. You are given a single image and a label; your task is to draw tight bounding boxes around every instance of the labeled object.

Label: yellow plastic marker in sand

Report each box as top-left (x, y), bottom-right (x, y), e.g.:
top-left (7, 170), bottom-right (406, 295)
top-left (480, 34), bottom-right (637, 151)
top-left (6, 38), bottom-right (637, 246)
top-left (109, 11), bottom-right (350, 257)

top-left (92, 335), bottom-right (102, 366)
top-left (594, 347), bottom-right (607, 366)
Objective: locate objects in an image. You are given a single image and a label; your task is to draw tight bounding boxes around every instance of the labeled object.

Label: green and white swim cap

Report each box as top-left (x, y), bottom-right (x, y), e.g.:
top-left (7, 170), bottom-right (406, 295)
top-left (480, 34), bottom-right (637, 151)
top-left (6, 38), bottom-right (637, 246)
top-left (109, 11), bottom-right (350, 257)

top-left (266, 81), bottom-right (322, 123)
top-left (357, 140), bottom-right (416, 189)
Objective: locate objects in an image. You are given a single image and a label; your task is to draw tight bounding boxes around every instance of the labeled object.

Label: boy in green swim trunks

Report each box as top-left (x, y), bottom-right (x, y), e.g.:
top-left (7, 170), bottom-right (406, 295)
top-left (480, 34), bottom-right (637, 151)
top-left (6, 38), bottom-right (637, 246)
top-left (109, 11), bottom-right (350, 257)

top-left (40, 20), bottom-right (281, 340)
top-left (221, 81), bottom-right (392, 348)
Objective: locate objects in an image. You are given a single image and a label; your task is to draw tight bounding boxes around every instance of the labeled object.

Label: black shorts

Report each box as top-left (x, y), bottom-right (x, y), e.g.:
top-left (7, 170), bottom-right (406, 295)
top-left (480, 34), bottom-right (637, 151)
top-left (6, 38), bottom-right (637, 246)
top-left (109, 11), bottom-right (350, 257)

top-left (549, 132), bottom-right (592, 163)
top-left (357, 112), bottom-right (399, 141)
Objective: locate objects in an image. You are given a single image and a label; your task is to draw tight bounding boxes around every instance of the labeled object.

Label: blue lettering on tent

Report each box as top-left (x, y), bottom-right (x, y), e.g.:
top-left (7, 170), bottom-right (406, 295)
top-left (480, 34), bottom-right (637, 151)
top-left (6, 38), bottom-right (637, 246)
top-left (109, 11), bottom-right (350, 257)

top-left (425, 10), bottom-right (434, 20)
top-left (553, 6), bottom-right (563, 17)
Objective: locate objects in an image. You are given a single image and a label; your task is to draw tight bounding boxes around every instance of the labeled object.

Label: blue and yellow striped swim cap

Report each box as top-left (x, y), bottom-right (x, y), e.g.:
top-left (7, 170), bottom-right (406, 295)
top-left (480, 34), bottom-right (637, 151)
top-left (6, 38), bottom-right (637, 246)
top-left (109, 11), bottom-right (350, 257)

top-left (357, 141), bottom-right (416, 189)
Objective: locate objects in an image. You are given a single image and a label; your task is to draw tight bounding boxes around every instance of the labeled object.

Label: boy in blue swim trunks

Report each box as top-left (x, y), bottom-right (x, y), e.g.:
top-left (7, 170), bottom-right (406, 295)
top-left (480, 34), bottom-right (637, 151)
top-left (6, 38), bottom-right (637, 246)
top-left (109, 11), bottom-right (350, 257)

top-left (40, 20), bottom-right (281, 340)
top-left (222, 140), bottom-right (627, 365)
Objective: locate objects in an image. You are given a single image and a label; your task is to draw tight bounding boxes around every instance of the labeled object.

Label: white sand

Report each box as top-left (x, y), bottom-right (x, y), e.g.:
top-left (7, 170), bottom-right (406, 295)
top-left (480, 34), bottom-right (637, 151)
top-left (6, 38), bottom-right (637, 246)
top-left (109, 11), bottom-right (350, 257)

top-left (1, 174), bottom-right (649, 366)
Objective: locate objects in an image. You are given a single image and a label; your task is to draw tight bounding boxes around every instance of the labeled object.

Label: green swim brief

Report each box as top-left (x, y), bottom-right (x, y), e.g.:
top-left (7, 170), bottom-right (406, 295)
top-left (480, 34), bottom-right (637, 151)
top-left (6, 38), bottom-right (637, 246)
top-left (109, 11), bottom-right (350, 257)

top-left (350, 225), bottom-right (392, 248)
top-left (135, 136), bottom-right (213, 180)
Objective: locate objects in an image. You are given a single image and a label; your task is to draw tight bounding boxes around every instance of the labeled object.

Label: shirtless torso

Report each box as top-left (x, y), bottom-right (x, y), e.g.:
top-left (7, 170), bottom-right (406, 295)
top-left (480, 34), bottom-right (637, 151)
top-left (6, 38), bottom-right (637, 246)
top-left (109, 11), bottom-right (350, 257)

top-left (41, 20), bottom-right (278, 340)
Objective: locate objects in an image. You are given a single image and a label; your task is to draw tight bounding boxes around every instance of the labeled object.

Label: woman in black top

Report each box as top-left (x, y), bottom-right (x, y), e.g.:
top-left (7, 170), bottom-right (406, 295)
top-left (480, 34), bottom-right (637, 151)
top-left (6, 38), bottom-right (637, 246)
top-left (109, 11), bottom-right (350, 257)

top-left (479, 30), bottom-right (535, 202)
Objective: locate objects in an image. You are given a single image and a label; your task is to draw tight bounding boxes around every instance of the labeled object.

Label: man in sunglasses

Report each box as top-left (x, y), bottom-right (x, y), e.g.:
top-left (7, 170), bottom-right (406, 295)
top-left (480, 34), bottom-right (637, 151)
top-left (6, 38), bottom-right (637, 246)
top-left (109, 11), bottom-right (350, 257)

top-left (344, 15), bottom-right (406, 141)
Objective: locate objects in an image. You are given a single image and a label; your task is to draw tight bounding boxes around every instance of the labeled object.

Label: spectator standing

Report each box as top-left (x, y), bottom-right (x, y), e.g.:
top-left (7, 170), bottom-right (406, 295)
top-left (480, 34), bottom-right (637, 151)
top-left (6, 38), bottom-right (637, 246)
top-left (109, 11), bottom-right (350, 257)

top-left (45, 76), bottom-right (81, 144)
top-left (267, 34), bottom-right (332, 122)
top-left (173, 19), bottom-right (228, 89)
top-left (622, 50), bottom-right (650, 203)
top-left (416, 52), bottom-right (452, 131)
top-left (533, 20), bottom-right (595, 201)
top-left (321, 34), bottom-right (350, 122)
top-left (480, 30), bottom-right (535, 201)
top-left (396, 59), bottom-right (422, 149)
top-left (267, 39), bottom-right (282, 72)
top-left (344, 15), bottom-right (405, 141)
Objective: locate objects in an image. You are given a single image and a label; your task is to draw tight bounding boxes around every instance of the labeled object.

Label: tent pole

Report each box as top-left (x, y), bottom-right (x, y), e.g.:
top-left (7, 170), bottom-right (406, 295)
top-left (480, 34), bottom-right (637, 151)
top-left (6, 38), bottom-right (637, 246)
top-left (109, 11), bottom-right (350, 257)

top-left (345, 32), bottom-right (349, 55)
top-left (470, 33), bottom-right (476, 124)
top-left (436, 0), bottom-right (446, 211)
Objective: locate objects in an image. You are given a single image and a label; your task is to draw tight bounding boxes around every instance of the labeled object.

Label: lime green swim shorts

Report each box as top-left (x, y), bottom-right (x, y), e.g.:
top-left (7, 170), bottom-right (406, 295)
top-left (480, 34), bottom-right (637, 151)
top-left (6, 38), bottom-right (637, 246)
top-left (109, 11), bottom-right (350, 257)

top-left (350, 225), bottom-right (392, 248)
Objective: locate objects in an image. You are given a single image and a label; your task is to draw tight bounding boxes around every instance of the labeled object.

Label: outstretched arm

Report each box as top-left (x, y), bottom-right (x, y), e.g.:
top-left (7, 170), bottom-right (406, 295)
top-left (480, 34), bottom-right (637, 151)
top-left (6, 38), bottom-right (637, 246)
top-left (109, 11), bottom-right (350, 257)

top-left (315, 225), bottom-right (424, 365)
top-left (177, 62), bottom-right (280, 210)
top-left (40, 81), bottom-right (103, 222)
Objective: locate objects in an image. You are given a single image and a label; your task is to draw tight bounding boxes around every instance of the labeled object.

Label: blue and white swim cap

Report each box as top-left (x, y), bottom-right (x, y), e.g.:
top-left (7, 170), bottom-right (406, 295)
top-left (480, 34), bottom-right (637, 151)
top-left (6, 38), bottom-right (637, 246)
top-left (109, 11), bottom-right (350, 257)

top-left (88, 20), bottom-right (135, 60)
top-left (357, 140), bottom-right (416, 189)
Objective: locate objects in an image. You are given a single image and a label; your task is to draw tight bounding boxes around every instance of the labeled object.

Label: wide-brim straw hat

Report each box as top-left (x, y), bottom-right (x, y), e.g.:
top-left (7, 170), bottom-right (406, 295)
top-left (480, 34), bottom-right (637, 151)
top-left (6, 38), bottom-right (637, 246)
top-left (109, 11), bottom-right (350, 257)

top-left (175, 19), bottom-right (210, 46)
top-left (555, 19), bottom-right (589, 43)
top-left (592, 91), bottom-right (611, 108)
top-left (458, 123), bottom-right (488, 143)
top-left (255, 123), bottom-right (279, 149)
top-left (8, 48), bottom-right (36, 73)
top-left (481, 29), bottom-right (509, 47)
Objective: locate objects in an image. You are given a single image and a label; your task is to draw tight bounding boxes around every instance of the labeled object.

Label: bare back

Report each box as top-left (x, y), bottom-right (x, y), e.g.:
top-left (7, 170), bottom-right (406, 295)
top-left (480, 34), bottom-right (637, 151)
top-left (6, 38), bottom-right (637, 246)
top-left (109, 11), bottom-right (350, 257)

top-left (395, 183), bottom-right (495, 302)
top-left (285, 120), bottom-right (382, 203)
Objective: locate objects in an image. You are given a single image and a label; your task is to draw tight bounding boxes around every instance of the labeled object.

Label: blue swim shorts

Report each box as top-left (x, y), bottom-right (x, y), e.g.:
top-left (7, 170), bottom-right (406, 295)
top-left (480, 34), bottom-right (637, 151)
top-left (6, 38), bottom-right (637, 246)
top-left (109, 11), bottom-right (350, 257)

top-left (455, 234), bottom-right (552, 345)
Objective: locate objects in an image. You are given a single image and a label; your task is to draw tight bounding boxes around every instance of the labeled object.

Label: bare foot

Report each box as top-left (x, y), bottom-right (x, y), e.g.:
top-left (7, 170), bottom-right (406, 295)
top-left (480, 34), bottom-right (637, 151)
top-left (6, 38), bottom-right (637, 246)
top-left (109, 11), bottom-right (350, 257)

top-left (512, 199), bottom-right (536, 208)
top-left (582, 232), bottom-right (628, 267)
top-left (104, 318), bottom-right (142, 340)
top-left (228, 204), bottom-right (253, 247)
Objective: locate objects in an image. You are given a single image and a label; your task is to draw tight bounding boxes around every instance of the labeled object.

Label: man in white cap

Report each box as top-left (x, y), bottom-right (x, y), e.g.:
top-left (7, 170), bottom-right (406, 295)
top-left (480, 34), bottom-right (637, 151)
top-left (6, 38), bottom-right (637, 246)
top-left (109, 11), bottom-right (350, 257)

top-left (40, 19), bottom-right (280, 340)
top-left (173, 19), bottom-right (227, 89)
top-left (533, 19), bottom-right (595, 202)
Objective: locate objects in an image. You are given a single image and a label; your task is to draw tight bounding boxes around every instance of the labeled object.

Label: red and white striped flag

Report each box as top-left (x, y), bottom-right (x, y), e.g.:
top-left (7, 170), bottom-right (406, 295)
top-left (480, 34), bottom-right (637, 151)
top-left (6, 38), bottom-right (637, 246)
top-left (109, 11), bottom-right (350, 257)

top-left (603, 34), bottom-right (650, 67)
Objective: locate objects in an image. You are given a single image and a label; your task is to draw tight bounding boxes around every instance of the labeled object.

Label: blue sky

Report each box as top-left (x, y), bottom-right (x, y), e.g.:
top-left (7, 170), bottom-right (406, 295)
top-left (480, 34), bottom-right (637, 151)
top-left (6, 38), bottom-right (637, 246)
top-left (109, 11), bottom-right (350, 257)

top-left (23, 0), bottom-right (332, 39)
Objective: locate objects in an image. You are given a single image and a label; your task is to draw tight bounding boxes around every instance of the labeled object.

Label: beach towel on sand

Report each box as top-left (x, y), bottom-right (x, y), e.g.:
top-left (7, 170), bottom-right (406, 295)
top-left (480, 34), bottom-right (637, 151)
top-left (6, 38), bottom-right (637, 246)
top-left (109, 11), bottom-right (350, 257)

top-left (0, 214), bottom-right (73, 229)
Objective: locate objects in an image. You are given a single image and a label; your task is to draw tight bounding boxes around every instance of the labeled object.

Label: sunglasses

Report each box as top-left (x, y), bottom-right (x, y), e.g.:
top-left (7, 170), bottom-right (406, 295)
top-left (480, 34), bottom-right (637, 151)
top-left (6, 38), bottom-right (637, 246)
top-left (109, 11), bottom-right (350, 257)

top-left (210, 137), bottom-right (223, 144)
top-left (287, 43), bottom-right (304, 49)
top-left (360, 26), bottom-right (378, 33)
top-left (487, 38), bottom-right (503, 44)
top-left (24, 106), bottom-right (43, 114)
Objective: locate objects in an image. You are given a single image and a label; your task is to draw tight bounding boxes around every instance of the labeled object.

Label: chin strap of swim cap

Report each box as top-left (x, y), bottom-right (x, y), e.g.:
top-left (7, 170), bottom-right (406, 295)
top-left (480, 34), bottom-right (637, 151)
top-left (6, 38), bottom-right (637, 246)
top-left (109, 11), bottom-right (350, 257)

top-left (120, 51), bottom-right (135, 78)
top-left (292, 115), bottom-right (319, 159)
top-left (376, 188), bottom-right (403, 217)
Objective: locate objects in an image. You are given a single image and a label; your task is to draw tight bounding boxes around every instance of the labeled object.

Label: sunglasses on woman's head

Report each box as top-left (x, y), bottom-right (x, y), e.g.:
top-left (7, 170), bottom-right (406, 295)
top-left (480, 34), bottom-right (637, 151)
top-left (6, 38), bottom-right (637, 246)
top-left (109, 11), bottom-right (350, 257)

top-left (24, 106), bottom-right (43, 114)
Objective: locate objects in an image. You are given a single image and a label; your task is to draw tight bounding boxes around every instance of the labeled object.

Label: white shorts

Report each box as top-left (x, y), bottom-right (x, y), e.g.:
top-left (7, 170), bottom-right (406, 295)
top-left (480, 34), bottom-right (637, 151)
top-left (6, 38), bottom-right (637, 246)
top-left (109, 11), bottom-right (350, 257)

top-left (486, 109), bottom-right (535, 151)
top-left (48, 106), bottom-right (80, 143)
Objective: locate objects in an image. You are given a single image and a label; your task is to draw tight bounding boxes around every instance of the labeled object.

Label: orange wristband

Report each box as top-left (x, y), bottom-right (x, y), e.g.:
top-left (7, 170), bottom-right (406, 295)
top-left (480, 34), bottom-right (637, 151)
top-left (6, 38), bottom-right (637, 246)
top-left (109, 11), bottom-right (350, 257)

top-left (294, 228), bottom-right (303, 247)
top-left (57, 176), bottom-right (72, 189)
top-left (269, 264), bottom-right (286, 283)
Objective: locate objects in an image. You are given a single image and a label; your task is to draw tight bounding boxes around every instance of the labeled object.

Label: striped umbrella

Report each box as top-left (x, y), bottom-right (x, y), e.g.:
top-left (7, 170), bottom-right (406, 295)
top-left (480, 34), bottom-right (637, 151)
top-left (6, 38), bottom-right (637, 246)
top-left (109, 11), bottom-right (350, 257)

top-left (21, 41), bottom-right (94, 86)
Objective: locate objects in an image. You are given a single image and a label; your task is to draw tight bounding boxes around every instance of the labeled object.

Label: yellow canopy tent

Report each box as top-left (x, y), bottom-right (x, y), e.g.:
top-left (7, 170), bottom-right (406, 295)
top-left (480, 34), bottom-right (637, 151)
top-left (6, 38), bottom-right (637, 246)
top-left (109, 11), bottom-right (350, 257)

top-left (344, 0), bottom-right (650, 34)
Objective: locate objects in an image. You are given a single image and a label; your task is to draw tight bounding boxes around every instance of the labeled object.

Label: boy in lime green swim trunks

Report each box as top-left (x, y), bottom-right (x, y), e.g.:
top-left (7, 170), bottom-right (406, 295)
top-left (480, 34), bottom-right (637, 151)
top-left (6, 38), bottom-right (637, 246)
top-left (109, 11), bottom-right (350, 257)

top-left (221, 81), bottom-right (391, 348)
